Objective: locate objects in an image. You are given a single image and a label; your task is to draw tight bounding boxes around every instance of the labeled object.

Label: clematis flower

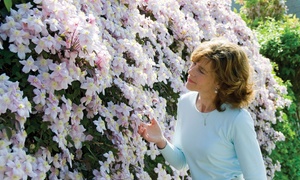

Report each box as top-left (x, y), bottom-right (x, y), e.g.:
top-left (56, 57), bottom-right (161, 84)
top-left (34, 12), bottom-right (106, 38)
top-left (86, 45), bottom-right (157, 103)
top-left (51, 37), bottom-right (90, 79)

top-left (16, 2), bottom-right (33, 14)
top-left (44, 18), bottom-right (61, 32)
top-left (19, 56), bottom-right (38, 73)
top-left (21, 15), bottom-right (45, 35)
top-left (9, 43), bottom-right (31, 59)
top-left (147, 143), bottom-right (160, 160)
top-left (154, 163), bottom-right (172, 180)
top-left (36, 56), bottom-right (52, 72)
top-left (9, 28), bottom-right (29, 45)
top-left (32, 37), bottom-right (49, 54)
top-left (6, 158), bottom-right (24, 179)
top-left (16, 97), bottom-right (31, 118)
top-left (0, 0), bottom-right (292, 179)
top-left (44, 102), bottom-right (62, 119)
top-left (103, 151), bottom-right (115, 164)
top-left (80, 77), bottom-right (98, 96)
top-left (28, 75), bottom-right (42, 89)
top-left (0, 16), bottom-right (22, 33)
top-left (93, 117), bottom-right (106, 134)
top-left (0, 94), bottom-right (10, 114)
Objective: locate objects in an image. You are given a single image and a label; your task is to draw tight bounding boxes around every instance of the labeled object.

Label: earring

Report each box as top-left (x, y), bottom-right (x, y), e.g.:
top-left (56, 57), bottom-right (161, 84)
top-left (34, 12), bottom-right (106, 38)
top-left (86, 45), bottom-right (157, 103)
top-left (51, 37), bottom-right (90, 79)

top-left (214, 88), bottom-right (218, 94)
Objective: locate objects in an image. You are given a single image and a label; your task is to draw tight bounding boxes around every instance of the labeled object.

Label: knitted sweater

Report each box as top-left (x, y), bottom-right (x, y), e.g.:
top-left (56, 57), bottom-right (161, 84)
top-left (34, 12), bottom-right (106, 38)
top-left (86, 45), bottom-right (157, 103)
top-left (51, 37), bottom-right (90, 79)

top-left (160, 91), bottom-right (267, 180)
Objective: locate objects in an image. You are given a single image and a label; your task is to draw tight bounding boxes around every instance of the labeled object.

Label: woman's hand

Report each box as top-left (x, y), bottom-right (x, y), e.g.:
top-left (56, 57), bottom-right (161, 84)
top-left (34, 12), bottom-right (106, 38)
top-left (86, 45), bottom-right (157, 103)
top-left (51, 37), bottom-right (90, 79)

top-left (138, 118), bottom-right (167, 149)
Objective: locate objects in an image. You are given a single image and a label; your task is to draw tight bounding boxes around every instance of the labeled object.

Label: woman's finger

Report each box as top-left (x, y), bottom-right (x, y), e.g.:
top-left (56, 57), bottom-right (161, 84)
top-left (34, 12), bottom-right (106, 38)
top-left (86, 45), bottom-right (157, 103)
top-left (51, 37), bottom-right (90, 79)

top-left (150, 118), bottom-right (157, 125)
top-left (138, 125), bottom-right (144, 135)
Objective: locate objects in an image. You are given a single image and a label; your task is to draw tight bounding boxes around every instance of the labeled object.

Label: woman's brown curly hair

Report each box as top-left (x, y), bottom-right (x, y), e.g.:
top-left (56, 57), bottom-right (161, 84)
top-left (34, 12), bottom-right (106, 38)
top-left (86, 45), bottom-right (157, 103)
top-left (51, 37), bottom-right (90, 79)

top-left (191, 38), bottom-right (254, 111)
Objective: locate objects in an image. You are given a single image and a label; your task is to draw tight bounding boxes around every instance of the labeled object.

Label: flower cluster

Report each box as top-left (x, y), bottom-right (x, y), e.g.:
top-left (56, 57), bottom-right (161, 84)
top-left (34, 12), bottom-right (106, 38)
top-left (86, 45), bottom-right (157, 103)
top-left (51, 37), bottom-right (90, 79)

top-left (0, 73), bottom-right (50, 179)
top-left (0, 0), bottom-right (290, 179)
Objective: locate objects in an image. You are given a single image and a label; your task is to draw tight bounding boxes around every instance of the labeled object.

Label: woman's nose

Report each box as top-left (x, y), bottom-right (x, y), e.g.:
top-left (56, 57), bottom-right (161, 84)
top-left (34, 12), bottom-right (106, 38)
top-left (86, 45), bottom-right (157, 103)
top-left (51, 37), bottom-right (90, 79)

top-left (188, 64), bottom-right (195, 75)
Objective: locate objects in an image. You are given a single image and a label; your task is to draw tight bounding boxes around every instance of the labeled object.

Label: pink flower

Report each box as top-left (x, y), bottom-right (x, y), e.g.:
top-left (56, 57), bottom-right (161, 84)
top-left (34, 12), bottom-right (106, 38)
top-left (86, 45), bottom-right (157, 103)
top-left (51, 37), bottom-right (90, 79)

top-left (147, 143), bottom-right (160, 160)
top-left (93, 117), bottom-right (106, 134)
top-left (154, 163), bottom-right (172, 180)
top-left (32, 37), bottom-right (49, 54)
top-left (16, 2), bottom-right (33, 14)
top-left (49, 62), bottom-right (69, 77)
top-left (44, 18), bottom-right (61, 32)
top-left (16, 97), bottom-right (31, 118)
top-left (0, 73), bottom-right (9, 84)
top-left (9, 43), bottom-right (31, 59)
top-left (21, 15), bottom-right (45, 35)
top-left (6, 158), bottom-right (24, 179)
top-left (0, 16), bottom-right (21, 33)
top-left (53, 134), bottom-right (67, 149)
top-left (72, 104), bottom-right (85, 120)
top-left (44, 102), bottom-right (61, 119)
top-left (59, 97), bottom-right (72, 120)
top-left (9, 28), bottom-right (29, 45)
top-left (37, 72), bottom-right (51, 90)
top-left (70, 124), bottom-right (86, 149)
top-left (50, 119), bottom-right (65, 135)
top-left (33, 88), bottom-right (46, 105)
top-left (103, 151), bottom-right (115, 164)
top-left (53, 34), bottom-right (66, 51)
top-left (36, 56), bottom-right (51, 72)
top-left (28, 75), bottom-right (42, 89)
top-left (0, 94), bottom-right (10, 114)
top-left (19, 56), bottom-right (38, 73)
top-left (80, 77), bottom-right (98, 96)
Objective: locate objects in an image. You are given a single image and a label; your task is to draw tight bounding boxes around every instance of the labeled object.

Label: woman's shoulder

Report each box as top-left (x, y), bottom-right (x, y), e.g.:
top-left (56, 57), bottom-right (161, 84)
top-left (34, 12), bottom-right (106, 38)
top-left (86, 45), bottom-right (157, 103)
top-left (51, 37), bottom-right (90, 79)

top-left (220, 105), bottom-right (253, 124)
top-left (220, 107), bottom-right (254, 137)
top-left (222, 104), bottom-right (250, 115)
top-left (225, 107), bottom-right (254, 129)
top-left (179, 91), bottom-right (198, 101)
top-left (177, 91), bottom-right (197, 107)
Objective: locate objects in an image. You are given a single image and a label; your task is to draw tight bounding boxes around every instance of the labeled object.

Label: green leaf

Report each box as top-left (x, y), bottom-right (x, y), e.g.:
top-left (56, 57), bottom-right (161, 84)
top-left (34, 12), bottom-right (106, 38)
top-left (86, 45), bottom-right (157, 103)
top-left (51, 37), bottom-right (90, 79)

top-left (5, 127), bottom-right (12, 139)
top-left (4, 0), bottom-right (12, 12)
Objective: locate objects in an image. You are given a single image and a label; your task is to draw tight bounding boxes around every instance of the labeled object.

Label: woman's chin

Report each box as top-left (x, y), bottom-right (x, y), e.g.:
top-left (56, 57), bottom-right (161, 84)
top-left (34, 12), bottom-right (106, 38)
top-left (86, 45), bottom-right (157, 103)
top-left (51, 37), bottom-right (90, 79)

top-left (185, 83), bottom-right (194, 91)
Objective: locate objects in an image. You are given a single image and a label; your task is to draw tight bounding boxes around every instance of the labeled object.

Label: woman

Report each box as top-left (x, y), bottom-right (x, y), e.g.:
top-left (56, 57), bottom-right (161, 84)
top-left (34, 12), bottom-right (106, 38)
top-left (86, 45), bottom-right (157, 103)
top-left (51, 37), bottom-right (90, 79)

top-left (138, 38), bottom-right (267, 180)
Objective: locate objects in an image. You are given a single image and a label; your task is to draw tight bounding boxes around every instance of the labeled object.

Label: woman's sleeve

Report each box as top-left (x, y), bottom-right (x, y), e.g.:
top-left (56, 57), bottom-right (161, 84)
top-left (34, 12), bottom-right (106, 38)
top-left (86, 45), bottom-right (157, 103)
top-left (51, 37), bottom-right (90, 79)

top-left (159, 97), bottom-right (187, 170)
top-left (159, 139), bottom-right (187, 170)
top-left (232, 110), bottom-right (267, 180)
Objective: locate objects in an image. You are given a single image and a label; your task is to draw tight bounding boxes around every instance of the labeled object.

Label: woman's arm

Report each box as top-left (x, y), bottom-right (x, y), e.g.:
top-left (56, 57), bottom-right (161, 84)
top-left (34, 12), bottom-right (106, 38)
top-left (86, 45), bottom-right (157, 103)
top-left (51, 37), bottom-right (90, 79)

top-left (159, 140), bottom-right (187, 170)
top-left (233, 110), bottom-right (267, 180)
top-left (138, 118), bottom-right (187, 170)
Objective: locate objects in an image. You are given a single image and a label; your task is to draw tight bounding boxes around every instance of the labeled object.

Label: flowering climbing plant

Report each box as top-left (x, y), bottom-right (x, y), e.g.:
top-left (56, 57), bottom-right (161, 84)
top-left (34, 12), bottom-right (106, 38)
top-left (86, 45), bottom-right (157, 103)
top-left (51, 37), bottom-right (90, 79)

top-left (0, 0), bottom-right (290, 179)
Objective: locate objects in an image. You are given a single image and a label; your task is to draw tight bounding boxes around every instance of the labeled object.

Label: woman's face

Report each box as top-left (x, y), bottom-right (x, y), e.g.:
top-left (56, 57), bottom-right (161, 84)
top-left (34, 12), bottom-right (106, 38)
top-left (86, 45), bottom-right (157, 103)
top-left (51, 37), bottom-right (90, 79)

top-left (186, 58), bottom-right (219, 95)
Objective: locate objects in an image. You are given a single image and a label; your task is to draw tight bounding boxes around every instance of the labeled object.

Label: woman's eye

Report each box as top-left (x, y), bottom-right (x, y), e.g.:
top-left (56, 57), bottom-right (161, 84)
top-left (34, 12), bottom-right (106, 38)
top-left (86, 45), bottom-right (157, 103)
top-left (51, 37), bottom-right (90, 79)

top-left (198, 67), bottom-right (205, 74)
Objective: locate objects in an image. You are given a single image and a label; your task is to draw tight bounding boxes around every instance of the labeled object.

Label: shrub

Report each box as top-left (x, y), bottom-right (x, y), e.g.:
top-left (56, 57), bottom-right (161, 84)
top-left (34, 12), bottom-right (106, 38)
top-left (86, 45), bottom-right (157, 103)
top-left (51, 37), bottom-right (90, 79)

top-left (255, 16), bottom-right (300, 179)
top-left (256, 16), bottom-right (300, 100)
top-left (0, 0), bottom-right (290, 179)
top-left (235, 0), bottom-right (287, 27)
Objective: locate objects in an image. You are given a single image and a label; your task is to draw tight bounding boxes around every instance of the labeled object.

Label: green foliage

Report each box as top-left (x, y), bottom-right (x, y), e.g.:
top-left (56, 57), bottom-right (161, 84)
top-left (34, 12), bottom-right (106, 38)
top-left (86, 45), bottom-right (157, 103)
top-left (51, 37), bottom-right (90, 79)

top-left (238, 1), bottom-right (300, 178)
top-left (0, 0), bottom-right (28, 19)
top-left (0, 34), bottom-right (117, 180)
top-left (254, 15), bottom-right (300, 179)
top-left (270, 81), bottom-right (300, 180)
top-left (4, 0), bottom-right (12, 12)
top-left (236, 0), bottom-right (287, 28)
top-left (256, 15), bottom-right (300, 101)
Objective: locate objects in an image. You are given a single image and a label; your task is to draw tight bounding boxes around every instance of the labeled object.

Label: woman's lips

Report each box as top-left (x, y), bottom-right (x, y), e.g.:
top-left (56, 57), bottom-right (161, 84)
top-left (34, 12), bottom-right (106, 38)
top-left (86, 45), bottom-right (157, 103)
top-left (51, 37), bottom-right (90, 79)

top-left (187, 77), bottom-right (195, 84)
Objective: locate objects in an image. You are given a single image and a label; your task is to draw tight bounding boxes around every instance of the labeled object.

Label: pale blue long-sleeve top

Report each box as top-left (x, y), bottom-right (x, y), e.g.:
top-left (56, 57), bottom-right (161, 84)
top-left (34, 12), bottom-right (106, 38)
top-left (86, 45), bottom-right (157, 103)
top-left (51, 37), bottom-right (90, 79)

top-left (160, 91), bottom-right (267, 180)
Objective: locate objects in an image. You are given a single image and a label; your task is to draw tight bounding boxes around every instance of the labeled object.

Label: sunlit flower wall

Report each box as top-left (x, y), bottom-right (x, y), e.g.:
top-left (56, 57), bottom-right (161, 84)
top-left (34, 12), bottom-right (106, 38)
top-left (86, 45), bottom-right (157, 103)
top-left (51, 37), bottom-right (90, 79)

top-left (0, 0), bottom-right (290, 179)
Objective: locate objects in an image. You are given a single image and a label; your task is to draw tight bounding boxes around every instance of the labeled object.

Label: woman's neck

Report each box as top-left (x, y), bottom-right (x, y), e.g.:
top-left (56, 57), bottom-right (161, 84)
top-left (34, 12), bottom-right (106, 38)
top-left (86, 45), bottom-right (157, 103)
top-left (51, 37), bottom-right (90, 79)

top-left (196, 93), bottom-right (216, 112)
